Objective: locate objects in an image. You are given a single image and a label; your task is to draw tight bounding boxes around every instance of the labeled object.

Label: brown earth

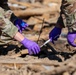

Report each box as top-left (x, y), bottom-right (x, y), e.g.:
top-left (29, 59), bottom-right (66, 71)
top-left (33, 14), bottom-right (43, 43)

top-left (0, 0), bottom-right (76, 75)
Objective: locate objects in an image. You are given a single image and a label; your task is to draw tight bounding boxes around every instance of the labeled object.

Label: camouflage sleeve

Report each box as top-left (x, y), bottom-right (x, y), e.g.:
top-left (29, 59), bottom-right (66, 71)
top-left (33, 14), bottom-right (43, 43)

top-left (0, 17), bottom-right (18, 38)
top-left (57, 0), bottom-right (76, 30)
top-left (56, 14), bottom-right (65, 28)
top-left (0, 0), bottom-right (18, 23)
top-left (0, 7), bottom-right (18, 38)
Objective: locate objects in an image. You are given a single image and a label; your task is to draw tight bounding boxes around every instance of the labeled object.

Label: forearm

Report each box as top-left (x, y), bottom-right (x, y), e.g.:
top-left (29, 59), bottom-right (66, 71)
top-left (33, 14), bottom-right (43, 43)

top-left (10, 13), bottom-right (18, 23)
top-left (55, 16), bottom-right (65, 29)
top-left (14, 32), bottom-right (25, 42)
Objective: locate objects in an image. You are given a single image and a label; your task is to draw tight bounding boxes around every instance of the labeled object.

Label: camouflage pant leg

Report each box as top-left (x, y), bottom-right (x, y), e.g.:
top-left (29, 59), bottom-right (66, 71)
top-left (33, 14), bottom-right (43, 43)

top-left (0, 7), bottom-right (18, 45)
top-left (65, 12), bottom-right (76, 32)
top-left (61, 0), bottom-right (76, 32)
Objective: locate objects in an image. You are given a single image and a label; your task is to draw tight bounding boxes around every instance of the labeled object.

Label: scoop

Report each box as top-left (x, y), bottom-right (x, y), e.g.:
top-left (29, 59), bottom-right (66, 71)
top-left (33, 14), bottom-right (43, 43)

top-left (40, 39), bottom-right (51, 48)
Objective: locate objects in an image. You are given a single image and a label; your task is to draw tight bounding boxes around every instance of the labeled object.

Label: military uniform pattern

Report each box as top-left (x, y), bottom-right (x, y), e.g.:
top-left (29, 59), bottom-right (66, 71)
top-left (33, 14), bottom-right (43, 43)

top-left (57, 0), bottom-right (76, 32)
top-left (0, 0), bottom-right (18, 45)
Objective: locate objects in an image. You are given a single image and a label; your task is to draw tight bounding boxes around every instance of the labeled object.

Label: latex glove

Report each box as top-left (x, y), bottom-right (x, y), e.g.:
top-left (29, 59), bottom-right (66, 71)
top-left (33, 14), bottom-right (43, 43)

top-left (49, 27), bottom-right (62, 43)
top-left (67, 32), bottom-right (76, 47)
top-left (14, 19), bottom-right (28, 33)
top-left (21, 38), bottom-right (40, 55)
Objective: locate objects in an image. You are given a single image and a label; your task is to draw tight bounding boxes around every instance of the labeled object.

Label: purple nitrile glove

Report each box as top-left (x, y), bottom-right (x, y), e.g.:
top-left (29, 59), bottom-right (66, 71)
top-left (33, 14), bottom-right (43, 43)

top-left (14, 19), bottom-right (28, 33)
top-left (67, 32), bottom-right (76, 47)
top-left (49, 27), bottom-right (62, 43)
top-left (21, 38), bottom-right (40, 55)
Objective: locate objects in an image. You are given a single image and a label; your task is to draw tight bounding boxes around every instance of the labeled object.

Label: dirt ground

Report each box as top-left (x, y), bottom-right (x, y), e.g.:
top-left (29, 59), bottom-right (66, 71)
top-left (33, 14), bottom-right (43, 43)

top-left (0, 26), bottom-right (76, 75)
top-left (0, 0), bottom-right (76, 75)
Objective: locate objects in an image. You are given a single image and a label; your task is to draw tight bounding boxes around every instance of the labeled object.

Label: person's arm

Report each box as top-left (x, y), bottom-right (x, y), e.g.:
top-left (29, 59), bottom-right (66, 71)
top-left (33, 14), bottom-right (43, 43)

top-left (55, 0), bottom-right (65, 29)
top-left (1, 0), bottom-right (28, 33)
top-left (14, 32), bottom-right (25, 42)
top-left (14, 32), bottom-right (40, 55)
top-left (49, 1), bottom-right (64, 43)
top-left (55, 15), bottom-right (65, 29)
top-left (49, 17), bottom-right (64, 43)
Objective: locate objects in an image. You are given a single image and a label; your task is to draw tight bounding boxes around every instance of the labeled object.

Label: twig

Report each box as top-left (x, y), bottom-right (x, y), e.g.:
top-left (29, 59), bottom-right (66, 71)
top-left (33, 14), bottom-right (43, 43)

top-left (37, 18), bottom-right (45, 43)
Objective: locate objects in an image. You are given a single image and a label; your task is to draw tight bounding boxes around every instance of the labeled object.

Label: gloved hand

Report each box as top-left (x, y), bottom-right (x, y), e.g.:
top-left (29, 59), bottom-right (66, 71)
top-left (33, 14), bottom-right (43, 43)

top-left (67, 32), bottom-right (76, 47)
top-left (14, 19), bottom-right (28, 33)
top-left (49, 27), bottom-right (62, 43)
top-left (21, 38), bottom-right (40, 55)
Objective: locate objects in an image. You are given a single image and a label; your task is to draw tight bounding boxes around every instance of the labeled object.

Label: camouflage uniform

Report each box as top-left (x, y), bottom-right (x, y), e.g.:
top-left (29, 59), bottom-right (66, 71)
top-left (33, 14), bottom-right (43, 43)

top-left (57, 0), bottom-right (76, 32)
top-left (0, 0), bottom-right (18, 45)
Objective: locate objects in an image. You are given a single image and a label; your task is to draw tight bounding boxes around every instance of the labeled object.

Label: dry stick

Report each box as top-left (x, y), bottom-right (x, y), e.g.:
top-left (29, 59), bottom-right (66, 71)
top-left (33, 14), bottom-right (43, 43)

top-left (37, 18), bottom-right (45, 44)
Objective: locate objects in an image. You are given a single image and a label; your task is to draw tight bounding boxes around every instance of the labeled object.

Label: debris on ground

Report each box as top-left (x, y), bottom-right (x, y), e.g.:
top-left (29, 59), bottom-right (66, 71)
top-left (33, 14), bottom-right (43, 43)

top-left (0, 0), bottom-right (76, 75)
